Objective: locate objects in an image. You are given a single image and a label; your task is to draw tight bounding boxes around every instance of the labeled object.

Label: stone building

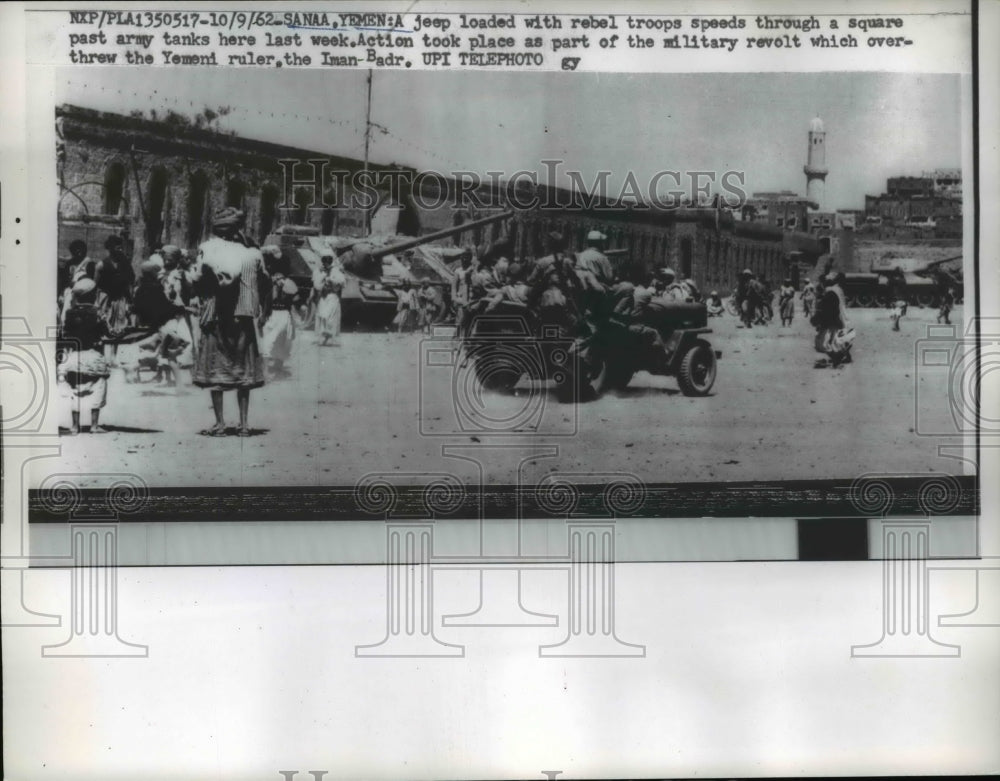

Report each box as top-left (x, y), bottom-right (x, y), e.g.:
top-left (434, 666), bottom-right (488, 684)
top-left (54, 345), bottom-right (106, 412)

top-left (744, 192), bottom-right (813, 231)
top-left (922, 168), bottom-right (962, 200)
top-left (886, 176), bottom-right (935, 199)
top-left (507, 207), bottom-right (813, 292)
top-left (57, 103), bottom-right (815, 291)
top-left (56, 104), bottom-right (423, 263)
top-left (864, 172), bottom-right (962, 236)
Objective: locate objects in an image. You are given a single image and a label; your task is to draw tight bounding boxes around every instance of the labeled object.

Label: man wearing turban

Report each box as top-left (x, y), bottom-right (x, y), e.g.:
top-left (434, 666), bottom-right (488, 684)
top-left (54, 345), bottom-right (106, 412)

top-left (190, 208), bottom-right (271, 436)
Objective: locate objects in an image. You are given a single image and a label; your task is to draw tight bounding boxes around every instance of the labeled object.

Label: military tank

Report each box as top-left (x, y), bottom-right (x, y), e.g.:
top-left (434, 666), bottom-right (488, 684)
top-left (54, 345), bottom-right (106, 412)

top-left (840, 272), bottom-right (892, 308)
top-left (865, 254), bottom-right (962, 308)
top-left (833, 254), bottom-right (963, 308)
top-left (264, 210), bottom-right (513, 328)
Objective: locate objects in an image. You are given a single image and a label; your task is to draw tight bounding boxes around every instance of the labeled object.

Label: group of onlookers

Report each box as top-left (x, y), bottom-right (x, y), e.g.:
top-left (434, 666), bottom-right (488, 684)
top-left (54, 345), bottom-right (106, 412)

top-left (56, 208), bottom-right (336, 436)
top-left (56, 214), bottom-right (963, 433)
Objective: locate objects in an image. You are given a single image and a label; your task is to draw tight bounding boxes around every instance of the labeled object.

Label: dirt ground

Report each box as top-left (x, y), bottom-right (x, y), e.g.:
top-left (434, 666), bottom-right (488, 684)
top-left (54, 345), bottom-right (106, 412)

top-left (47, 303), bottom-right (968, 489)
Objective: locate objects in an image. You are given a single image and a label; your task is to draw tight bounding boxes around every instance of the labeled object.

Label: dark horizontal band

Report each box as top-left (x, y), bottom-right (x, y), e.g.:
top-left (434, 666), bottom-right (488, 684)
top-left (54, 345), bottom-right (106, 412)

top-left (27, 475), bottom-right (978, 523)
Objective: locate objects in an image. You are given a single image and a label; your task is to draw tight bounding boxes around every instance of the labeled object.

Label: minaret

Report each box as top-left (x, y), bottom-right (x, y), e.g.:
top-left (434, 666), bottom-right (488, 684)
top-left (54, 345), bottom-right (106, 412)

top-left (804, 116), bottom-right (828, 208)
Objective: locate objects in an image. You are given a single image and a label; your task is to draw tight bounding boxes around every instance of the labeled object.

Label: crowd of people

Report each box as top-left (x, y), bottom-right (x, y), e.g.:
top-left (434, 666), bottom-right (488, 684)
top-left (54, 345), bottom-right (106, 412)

top-left (452, 229), bottom-right (704, 337)
top-left (715, 268), bottom-right (855, 367)
top-left (56, 208), bottom-right (356, 436)
top-left (57, 223), bottom-right (724, 433)
top-left (58, 211), bottom-right (964, 433)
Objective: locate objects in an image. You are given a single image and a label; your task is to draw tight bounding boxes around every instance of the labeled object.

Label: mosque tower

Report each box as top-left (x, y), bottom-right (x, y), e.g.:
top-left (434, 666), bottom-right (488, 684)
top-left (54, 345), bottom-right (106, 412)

top-left (803, 116), bottom-right (828, 208)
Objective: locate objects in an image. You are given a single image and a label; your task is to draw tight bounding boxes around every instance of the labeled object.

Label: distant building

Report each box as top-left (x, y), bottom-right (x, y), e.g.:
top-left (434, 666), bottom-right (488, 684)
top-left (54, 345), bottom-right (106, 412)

top-left (864, 170), bottom-right (962, 237)
top-left (866, 194), bottom-right (909, 222)
top-left (886, 176), bottom-right (934, 199)
top-left (923, 168), bottom-right (962, 199)
top-left (743, 192), bottom-right (812, 231)
top-left (807, 211), bottom-right (836, 233)
top-left (835, 209), bottom-right (864, 230)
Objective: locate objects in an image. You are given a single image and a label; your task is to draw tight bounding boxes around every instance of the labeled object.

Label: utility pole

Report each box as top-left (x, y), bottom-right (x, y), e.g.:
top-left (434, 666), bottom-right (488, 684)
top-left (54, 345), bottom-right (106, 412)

top-left (363, 68), bottom-right (373, 236)
top-left (128, 141), bottom-right (150, 252)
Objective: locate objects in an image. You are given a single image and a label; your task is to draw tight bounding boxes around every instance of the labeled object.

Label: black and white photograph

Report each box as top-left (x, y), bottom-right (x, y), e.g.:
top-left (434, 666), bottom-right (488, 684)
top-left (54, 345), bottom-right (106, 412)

top-left (2, 2), bottom-right (998, 779)
top-left (39, 68), bottom-right (977, 514)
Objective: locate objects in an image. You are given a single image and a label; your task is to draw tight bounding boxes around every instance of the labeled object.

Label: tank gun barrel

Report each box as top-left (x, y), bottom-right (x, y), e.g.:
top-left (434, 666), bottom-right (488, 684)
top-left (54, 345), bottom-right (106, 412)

top-left (368, 210), bottom-right (514, 261)
top-left (914, 254), bottom-right (963, 275)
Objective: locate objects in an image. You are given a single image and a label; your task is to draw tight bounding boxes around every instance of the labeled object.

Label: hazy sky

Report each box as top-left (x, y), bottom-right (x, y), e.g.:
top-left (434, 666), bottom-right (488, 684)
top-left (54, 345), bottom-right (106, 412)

top-left (57, 69), bottom-right (964, 211)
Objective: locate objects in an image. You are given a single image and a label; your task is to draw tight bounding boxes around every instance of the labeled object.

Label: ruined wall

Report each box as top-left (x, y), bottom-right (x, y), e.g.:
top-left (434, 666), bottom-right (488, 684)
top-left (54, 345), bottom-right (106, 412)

top-left (59, 132), bottom-right (294, 264)
top-left (57, 105), bottom-right (409, 266)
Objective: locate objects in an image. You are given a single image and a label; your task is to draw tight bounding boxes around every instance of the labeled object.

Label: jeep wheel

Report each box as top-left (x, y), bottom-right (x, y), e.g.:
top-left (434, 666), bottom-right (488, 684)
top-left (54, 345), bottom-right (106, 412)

top-left (677, 340), bottom-right (717, 397)
top-left (554, 344), bottom-right (607, 403)
top-left (473, 350), bottom-right (524, 393)
top-left (856, 293), bottom-right (875, 307)
top-left (916, 292), bottom-right (936, 307)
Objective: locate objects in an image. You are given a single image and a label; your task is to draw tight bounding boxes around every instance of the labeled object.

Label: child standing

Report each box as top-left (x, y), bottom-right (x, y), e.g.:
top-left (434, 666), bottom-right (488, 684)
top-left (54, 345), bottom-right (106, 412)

top-left (58, 278), bottom-right (112, 434)
top-left (890, 299), bottom-right (908, 332)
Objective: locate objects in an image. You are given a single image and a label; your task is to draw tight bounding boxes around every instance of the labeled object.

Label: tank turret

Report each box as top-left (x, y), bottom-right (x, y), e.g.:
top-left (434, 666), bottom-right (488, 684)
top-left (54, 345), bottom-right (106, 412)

top-left (341, 210), bottom-right (514, 280)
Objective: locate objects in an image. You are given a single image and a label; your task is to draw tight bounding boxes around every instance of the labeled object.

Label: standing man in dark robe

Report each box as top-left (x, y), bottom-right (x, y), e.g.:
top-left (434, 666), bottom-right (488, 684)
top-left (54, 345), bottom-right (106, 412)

top-left (191, 207), bottom-right (271, 437)
top-left (812, 272), bottom-right (854, 368)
